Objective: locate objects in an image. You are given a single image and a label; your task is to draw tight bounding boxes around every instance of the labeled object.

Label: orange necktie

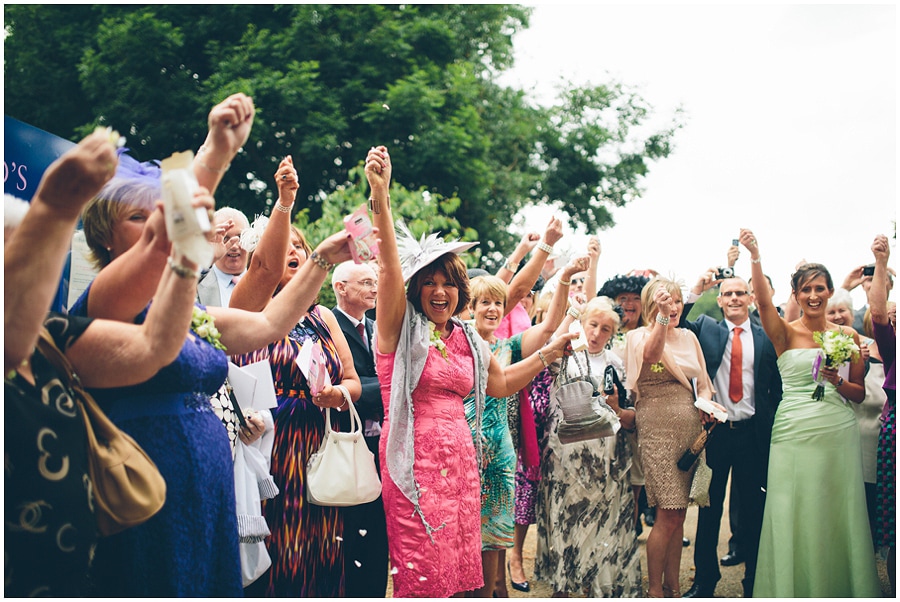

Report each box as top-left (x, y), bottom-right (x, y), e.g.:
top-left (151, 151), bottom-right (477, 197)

top-left (729, 327), bottom-right (743, 403)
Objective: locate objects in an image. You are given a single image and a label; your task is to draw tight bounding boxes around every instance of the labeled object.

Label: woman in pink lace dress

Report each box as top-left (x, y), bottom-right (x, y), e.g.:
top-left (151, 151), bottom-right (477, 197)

top-left (365, 147), bottom-right (574, 597)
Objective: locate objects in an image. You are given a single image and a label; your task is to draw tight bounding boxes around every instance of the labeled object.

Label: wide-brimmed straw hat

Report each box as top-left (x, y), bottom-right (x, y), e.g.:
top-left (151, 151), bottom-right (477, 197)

top-left (395, 219), bottom-right (478, 282)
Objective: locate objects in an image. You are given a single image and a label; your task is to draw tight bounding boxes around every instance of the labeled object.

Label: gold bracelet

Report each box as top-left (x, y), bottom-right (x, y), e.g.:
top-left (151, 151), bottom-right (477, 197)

top-left (167, 256), bottom-right (199, 279)
top-left (538, 350), bottom-right (550, 368)
top-left (273, 202), bottom-right (292, 214)
top-left (196, 145), bottom-right (231, 174)
top-left (537, 241), bottom-right (554, 254)
top-left (504, 259), bottom-right (518, 272)
top-left (368, 195), bottom-right (389, 215)
top-left (558, 278), bottom-right (571, 287)
top-left (309, 250), bottom-right (334, 272)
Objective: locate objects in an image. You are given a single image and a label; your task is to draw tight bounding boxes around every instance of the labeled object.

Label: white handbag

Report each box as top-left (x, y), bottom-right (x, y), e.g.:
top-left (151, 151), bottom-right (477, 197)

top-left (306, 401), bottom-right (382, 506)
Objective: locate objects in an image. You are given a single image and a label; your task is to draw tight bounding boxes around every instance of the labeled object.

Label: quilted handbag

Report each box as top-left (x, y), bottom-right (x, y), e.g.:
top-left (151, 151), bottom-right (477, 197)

top-left (553, 351), bottom-right (620, 444)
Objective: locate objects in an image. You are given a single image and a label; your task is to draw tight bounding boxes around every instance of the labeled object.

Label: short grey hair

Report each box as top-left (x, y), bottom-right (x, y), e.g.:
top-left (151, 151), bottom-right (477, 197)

top-left (828, 288), bottom-right (853, 311)
top-left (214, 206), bottom-right (250, 230)
top-left (331, 261), bottom-right (376, 293)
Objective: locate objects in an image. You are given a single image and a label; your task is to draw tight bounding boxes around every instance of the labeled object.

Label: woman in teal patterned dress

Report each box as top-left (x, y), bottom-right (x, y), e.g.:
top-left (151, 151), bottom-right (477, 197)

top-left (742, 229), bottom-right (880, 597)
top-left (465, 262), bottom-right (586, 597)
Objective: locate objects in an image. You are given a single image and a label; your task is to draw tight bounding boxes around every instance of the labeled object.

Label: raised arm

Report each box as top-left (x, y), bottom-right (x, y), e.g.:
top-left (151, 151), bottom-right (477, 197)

top-left (504, 217), bottom-right (563, 313)
top-left (5, 130), bottom-right (118, 373)
top-left (583, 236), bottom-right (601, 299)
top-left (496, 230), bottom-right (540, 284)
top-left (229, 156), bottom-right (298, 311)
top-left (868, 234), bottom-right (891, 324)
top-left (521, 256), bottom-right (589, 356)
top-left (365, 146), bottom-right (405, 354)
top-left (642, 287), bottom-right (675, 364)
top-left (210, 230), bottom-right (354, 355)
top-left (193, 93), bottom-right (255, 195)
top-left (740, 228), bottom-right (788, 354)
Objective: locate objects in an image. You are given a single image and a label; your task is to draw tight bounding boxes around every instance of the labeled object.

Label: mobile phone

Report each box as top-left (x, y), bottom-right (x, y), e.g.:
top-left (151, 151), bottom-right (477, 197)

top-left (343, 204), bottom-right (380, 264)
top-left (732, 239), bottom-right (739, 246)
top-left (862, 265), bottom-right (875, 277)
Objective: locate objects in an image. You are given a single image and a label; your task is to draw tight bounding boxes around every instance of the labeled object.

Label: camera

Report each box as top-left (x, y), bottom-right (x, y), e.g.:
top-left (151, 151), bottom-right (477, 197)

top-left (716, 267), bottom-right (734, 280)
top-left (863, 264), bottom-right (875, 277)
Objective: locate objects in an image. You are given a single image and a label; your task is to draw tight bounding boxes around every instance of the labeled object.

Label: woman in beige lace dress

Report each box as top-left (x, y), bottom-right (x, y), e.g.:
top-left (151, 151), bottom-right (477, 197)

top-left (624, 277), bottom-right (717, 598)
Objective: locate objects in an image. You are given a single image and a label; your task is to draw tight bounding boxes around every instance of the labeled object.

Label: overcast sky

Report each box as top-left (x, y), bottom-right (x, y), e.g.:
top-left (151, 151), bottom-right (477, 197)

top-left (500, 2), bottom-right (896, 308)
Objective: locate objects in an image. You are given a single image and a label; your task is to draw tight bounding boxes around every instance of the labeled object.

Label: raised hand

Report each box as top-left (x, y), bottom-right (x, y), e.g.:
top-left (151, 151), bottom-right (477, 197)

top-left (275, 155), bottom-right (299, 203)
top-left (544, 216), bottom-right (564, 247)
top-left (33, 129), bottom-right (118, 220)
top-left (364, 146), bottom-right (392, 199)
top-left (206, 93), bottom-right (255, 157)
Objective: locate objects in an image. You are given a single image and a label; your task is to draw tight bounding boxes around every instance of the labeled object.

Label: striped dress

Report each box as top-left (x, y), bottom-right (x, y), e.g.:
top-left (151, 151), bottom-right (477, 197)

top-left (234, 306), bottom-right (346, 596)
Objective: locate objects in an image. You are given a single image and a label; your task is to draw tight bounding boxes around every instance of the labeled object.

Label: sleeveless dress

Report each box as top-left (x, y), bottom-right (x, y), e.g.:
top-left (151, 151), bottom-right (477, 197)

top-left (464, 333), bottom-right (522, 550)
top-left (233, 306), bottom-right (346, 597)
top-left (377, 325), bottom-right (482, 597)
top-left (754, 348), bottom-right (881, 597)
top-left (534, 350), bottom-right (641, 596)
top-left (634, 363), bottom-right (702, 509)
top-left (69, 289), bottom-right (242, 597)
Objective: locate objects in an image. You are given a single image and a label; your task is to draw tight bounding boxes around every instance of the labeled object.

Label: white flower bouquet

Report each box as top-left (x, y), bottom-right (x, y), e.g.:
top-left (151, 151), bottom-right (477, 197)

top-left (810, 330), bottom-right (859, 400)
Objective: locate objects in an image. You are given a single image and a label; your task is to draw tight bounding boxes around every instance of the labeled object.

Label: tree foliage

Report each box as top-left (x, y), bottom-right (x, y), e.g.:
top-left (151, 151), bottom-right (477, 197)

top-left (4, 4), bottom-right (680, 267)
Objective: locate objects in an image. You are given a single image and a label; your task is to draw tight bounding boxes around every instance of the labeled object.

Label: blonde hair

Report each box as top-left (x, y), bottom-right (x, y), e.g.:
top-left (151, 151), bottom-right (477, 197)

top-left (469, 275), bottom-right (508, 310)
top-left (641, 276), bottom-right (683, 325)
top-left (81, 177), bottom-right (160, 269)
top-left (582, 296), bottom-right (621, 330)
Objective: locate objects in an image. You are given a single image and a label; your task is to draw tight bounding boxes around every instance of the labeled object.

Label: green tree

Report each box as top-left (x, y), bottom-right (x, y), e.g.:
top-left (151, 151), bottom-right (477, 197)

top-left (4, 4), bottom-right (680, 265)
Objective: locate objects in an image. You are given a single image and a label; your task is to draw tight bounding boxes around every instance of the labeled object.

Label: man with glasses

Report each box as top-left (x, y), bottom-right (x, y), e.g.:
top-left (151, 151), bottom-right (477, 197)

top-left (679, 273), bottom-right (782, 598)
top-left (331, 260), bottom-right (388, 597)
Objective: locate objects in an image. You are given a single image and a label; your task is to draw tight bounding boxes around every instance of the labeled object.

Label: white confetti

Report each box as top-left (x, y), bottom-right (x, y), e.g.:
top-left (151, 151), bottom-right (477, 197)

top-left (390, 567), bottom-right (399, 575)
top-left (335, 536), bottom-right (343, 542)
top-left (359, 529), bottom-right (368, 537)
top-left (406, 562), bottom-right (414, 569)
top-left (419, 576), bottom-right (428, 582)
top-left (354, 560), bottom-right (362, 568)
top-left (440, 468), bottom-right (449, 477)
top-left (382, 104), bottom-right (390, 111)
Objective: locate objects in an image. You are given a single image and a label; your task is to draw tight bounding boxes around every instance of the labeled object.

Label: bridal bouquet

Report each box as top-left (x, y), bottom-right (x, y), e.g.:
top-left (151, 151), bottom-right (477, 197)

top-left (811, 330), bottom-right (859, 400)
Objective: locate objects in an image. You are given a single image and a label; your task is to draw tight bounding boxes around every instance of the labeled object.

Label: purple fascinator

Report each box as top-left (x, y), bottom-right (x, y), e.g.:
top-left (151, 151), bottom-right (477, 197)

top-left (115, 148), bottom-right (162, 184)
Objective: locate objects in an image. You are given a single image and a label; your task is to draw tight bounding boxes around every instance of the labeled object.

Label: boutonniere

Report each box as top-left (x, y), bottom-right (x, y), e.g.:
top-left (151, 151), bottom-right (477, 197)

top-left (428, 321), bottom-right (448, 360)
top-left (650, 361), bottom-right (665, 373)
top-left (192, 307), bottom-right (226, 351)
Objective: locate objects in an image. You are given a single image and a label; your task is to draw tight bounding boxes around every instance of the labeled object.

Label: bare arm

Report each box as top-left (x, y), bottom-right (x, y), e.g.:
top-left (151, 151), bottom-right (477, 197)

top-left (521, 256), bottom-right (588, 356)
top-left (583, 236), bottom-right (601, 299)
top-left (303, 307), bottom-right (363, 410)
top-left (366, 146), bottom-right (405, 354)
top-left (209, 230), bottom-right (354, 355)
top-left (505, 217), bottom-right (563, 313)
top-left (486, 332), bottom-right (577, 398)
top-left (642, 287), bottom-right (674, 364)
top-left (67, 251), bottom-right (198, 387)
top-left (496, 231), bottom-right (539, 284)
top-left (868, 234), bottom-right (891, 324)
top-left (229, 156), bottom-right (298, 311)
top-left (5, 131), bottom-right (118, 373)
top-left (193, 93), bottom-right (255, 195)
top-left (741, 228), bottom-right (789, 355)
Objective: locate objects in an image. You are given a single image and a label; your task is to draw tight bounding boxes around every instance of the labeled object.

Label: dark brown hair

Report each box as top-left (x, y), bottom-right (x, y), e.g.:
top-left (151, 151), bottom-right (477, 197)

top-left (406, 253), bottom-right (471, 317)
top-left (791, 263), bottom-right (833, 294)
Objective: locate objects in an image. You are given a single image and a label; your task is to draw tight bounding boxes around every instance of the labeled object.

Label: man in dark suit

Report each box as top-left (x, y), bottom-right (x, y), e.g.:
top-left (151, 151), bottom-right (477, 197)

top-left (680, 274), bottom-right (782, 598)
top-left (331, 260), bottom-right (388, 597)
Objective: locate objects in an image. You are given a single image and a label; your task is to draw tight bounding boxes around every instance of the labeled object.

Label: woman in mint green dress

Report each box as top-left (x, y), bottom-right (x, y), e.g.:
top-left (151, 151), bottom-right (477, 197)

top-left (742, 230), bottom-right (881, 597)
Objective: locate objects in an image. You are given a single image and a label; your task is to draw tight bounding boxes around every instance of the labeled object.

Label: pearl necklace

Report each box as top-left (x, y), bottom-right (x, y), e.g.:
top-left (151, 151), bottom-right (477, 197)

top-left (588, 350), bottom-right (605, 358)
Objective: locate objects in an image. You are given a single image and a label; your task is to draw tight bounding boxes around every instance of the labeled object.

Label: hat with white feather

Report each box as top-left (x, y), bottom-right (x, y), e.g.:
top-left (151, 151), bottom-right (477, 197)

top-left (395, 219), bottom-right (478, 282)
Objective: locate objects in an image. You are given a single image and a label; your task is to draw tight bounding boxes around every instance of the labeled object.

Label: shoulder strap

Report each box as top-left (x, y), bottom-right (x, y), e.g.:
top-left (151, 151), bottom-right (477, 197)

top-left (35, 328), bottom-right (79, 390)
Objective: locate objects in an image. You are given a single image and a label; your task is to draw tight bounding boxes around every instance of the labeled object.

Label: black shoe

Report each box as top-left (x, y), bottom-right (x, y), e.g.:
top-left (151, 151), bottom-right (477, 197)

top-left (508, 561), bottom-right (530, 593)
top-left (682, 582), bottom-right (716, 598)
top-left (719, 551), bottom-right (744, 566)
top-left (683, 537), bottom-right (690, 547)
top-left (643, 509), bottom-right (656, 527)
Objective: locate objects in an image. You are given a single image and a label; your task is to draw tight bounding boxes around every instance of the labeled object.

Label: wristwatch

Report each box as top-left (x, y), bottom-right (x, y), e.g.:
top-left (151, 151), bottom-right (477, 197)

top-left (836, 376), bottom-right (844, 388)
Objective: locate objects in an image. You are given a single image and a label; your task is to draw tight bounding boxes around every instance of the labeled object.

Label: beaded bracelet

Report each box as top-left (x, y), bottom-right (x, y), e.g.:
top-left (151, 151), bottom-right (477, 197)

top-left (167, 256), bottom-right (200, 279)
top-left (273, 202), bottom-right (292, 214)
top-left (750, 256), bottom-right (762, 264)
top-left (309, 250), bottom-right (334, 272)
top-left (537, 241), bottom-right (554, 254)
top-left (655, 314), bottom-right (670, 326)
